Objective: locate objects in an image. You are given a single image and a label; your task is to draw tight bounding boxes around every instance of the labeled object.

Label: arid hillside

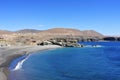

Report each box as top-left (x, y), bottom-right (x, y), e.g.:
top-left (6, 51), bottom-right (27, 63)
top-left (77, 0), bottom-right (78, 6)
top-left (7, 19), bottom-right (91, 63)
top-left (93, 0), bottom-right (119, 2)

top-left (0, 28), bottom-right (104, 46)
top-left (82, 30), bottom-right (103, 37)
top-left (15, 29), bottom-right (41, 33)
top-left (42, 28), bottom-right (103, 37)
top-left (0, 28), bottom-right (103, 37)
top-left (0, 30), bottom-right (13, 34)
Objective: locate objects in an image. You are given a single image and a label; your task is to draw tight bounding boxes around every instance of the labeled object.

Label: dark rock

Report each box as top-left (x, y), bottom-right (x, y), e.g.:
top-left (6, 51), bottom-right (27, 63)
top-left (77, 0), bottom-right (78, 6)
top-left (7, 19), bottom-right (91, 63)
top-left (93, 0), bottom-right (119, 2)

top-left (37, 41), bottom-right (52, 46)
top-left (103, 37), bottom-right (116, 41)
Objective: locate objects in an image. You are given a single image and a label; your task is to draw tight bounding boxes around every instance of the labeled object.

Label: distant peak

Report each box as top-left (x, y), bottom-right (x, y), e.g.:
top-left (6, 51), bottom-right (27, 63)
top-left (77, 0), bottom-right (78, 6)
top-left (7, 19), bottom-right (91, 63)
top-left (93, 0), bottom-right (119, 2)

top-left (15, 29), bottom-right (41, 33)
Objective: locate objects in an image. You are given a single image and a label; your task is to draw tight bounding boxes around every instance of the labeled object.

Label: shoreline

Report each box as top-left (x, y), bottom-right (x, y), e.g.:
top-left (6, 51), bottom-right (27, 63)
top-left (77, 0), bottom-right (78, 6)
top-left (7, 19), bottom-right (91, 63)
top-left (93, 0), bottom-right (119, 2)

top-left (9, 54), bottom-right (29, 71)
top-left (0, 45), bottom-right (61, 80)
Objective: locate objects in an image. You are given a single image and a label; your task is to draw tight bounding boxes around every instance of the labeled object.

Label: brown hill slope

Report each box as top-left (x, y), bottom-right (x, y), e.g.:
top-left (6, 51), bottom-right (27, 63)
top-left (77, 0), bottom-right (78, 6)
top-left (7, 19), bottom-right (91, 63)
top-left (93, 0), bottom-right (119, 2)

top-left (15, 29), bottom-right (41, 33)
top-left (43, 28), bottom-right (83, 36)
top-left (82, 30), bottom-right (103, 37)
top-left (42, 28), bottom-right (104, 37)
top-left (0, 30), bottom-right (13, 35)
top-left (0, 28), bottom-right (104, 45)
top-left (0, 28), bottom-right (103, 37)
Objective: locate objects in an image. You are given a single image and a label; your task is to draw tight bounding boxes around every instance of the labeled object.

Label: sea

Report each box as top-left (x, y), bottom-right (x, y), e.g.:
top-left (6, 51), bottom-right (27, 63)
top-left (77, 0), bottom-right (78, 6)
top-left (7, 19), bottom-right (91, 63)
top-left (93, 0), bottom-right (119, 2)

top-left (9, 42), bottom-right (120, 80)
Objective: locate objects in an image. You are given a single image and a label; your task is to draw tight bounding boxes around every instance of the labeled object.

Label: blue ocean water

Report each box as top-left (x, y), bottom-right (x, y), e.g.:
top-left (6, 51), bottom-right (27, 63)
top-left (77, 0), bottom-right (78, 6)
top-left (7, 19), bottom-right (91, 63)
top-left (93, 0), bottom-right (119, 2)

top-left (79, 41), bottom-right (120, 47)
top-left (9, 42), bottom-right (120, 80)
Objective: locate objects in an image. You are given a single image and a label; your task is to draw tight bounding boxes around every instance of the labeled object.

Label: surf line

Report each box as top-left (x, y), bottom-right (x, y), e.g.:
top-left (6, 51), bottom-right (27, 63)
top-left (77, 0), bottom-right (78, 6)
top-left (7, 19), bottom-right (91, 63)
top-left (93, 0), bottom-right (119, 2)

top-left (9, 54), bottom-right (30, 71)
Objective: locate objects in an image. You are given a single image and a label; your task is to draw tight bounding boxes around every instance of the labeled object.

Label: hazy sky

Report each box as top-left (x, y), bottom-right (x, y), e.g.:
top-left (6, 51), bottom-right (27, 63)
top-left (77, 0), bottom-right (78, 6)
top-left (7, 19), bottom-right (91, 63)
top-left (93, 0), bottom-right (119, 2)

top-left (0, 0), bottom-right (120, 35)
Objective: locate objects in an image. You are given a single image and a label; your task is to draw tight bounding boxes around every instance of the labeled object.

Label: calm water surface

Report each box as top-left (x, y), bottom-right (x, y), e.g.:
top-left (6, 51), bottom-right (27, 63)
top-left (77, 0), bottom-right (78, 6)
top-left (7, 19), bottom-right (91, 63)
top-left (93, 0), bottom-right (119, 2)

top-left (9, 42), bottom-right (120, 80)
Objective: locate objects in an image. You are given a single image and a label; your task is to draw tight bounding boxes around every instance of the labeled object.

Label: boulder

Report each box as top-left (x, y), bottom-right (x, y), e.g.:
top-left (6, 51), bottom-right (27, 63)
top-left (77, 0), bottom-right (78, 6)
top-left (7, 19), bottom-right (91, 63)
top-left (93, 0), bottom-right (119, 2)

top-left (37, 41), bottom-right (52, 46)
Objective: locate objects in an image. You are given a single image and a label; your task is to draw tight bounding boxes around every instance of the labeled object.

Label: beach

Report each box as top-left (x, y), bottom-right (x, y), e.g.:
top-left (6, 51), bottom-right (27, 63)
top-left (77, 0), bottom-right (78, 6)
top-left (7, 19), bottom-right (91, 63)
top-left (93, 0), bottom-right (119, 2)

top-left (0, 45), bottom-right (61, 80)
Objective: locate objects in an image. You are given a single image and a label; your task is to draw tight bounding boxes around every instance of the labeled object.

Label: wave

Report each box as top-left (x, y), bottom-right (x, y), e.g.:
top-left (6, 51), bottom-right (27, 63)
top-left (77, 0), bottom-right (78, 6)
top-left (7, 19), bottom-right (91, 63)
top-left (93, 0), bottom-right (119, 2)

top-left (13, 56), bottom-right (29, 71)
top-left (10, 54), bottom-right (30, 71)
top-left (84, 45), bottom-right (103, 48)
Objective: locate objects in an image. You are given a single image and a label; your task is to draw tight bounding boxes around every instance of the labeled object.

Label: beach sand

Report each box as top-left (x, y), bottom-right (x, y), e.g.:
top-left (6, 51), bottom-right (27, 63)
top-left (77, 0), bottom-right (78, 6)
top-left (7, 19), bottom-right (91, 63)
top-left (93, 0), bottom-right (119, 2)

top-left (0, 45), bottom-right (61, 80)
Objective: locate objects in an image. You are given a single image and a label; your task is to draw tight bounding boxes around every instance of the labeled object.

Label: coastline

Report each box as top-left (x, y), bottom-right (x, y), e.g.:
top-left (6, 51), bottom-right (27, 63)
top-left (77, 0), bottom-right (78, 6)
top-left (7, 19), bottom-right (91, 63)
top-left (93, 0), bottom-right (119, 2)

top-left (0, 45), bottom-right (61, 80)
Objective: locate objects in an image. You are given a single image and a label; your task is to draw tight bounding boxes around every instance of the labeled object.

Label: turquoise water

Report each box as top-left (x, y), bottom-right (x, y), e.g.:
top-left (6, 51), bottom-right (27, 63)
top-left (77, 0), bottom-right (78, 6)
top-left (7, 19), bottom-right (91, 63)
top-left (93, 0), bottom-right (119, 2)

top-left (9, 42), bottom-right (120, 80)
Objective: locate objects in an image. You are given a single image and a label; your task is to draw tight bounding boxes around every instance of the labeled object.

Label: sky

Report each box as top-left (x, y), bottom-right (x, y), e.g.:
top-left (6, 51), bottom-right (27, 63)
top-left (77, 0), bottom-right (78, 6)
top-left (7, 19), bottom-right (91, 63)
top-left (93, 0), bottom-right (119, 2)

top-left (0, 0), bottom-right (120, 35)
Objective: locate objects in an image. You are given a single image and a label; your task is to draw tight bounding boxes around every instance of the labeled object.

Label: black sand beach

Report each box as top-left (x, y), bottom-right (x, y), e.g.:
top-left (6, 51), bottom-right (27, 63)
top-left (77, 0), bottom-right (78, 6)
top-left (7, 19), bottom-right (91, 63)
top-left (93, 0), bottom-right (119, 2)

top-left (0, 45), bottom-right (61, 80)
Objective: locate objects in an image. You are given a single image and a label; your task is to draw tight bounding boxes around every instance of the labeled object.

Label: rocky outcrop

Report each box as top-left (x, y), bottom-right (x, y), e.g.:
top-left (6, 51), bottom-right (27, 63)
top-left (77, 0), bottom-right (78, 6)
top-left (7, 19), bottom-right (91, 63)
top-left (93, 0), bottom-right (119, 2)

top-left (36, 38), bottom-right (82, 47)
top-left (37, 41), bottom-right (52, 46)
top-left (102, 37), bottom-right (120, 41)
top-left (103, 37), bottom-right (116, 41)
top-left (49, 39), bottom-right (82, 47)
top-left (117, 37), bottom-right (120, 41)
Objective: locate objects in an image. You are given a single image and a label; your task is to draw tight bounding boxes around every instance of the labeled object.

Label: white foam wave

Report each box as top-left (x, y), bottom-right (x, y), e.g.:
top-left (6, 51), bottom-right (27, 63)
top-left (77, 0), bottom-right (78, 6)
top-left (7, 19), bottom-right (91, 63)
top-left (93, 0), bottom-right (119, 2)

top-left (85, 45), bottom-right (103, 48)
top-left (12, 55), bottom-right (29, 71)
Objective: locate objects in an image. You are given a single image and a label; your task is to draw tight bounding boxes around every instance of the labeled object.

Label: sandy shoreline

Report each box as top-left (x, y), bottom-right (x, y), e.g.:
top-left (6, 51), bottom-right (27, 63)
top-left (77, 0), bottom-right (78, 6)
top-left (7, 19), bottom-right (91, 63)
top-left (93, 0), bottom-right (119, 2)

top-left (0, 45), bottom-right (61, 80)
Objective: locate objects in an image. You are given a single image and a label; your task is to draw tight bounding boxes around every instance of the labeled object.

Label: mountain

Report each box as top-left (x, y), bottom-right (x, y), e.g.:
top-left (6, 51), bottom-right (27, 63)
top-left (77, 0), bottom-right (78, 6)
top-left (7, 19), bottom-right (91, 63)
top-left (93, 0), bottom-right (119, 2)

top-left (15, 29), bottom-right (41, 33)
top-left (0, 28), bottom-right (104, 45)
top-left (0, 30), bottom-right (13, 35)
top-left (0, 28), bottom-right (104, 37)
top-left (82, 30), bottom-right (104, 37)
top-left (43, 28), bottom-right (83, 36)
top-left (43, 28), bottom-right (104, 37)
